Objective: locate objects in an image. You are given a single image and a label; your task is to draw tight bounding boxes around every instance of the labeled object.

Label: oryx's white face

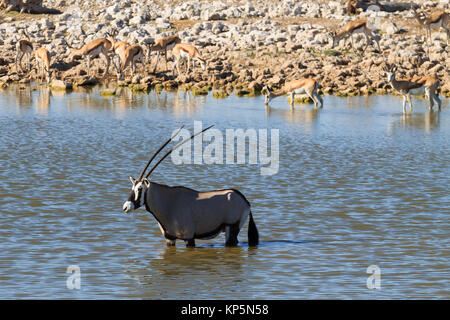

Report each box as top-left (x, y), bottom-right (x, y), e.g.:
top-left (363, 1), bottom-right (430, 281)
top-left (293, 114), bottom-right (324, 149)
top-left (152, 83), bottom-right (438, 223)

top-left (123, 176), bottom-right (149, 214)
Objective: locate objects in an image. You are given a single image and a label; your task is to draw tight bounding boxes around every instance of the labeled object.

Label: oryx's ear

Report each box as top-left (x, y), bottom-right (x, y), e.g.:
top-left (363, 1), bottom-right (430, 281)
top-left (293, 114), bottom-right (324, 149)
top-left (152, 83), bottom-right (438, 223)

top-left (129, 176), bottom-right (136, 184)
top-left (142, 179), bottom-right (150, 188)
top-left (392, 66), bottom-right (397, 72)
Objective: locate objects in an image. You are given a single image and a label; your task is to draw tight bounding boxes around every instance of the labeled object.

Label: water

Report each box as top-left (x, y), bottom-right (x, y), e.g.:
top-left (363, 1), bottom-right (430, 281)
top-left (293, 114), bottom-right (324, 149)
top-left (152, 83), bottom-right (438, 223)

top-left (0, 85), bottom-right (448, 299)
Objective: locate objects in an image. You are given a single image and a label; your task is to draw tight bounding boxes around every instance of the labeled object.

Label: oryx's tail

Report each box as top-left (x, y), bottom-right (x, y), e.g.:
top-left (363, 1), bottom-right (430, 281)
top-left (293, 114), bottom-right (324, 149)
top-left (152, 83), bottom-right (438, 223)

top-left (248, 211), bottom-right (259, 246)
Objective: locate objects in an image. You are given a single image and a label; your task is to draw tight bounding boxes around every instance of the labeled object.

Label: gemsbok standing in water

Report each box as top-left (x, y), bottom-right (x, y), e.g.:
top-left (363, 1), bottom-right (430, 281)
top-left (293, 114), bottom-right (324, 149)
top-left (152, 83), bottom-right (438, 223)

top-left (122, 125), bottom-right (259, 248)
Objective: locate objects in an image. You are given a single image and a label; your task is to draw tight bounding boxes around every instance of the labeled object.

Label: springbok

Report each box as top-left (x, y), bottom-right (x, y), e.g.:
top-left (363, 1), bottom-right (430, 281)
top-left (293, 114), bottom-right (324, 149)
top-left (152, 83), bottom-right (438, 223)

top-left (106, 30), bottom-right (129, 72)
top-left (383, 65), bottom-right (441, 113)
top-left (148, 35), bottom-right (181, 73)
top-left (172, 43), bottom-right (206, 76)
top-left (262, 78), bottom-right (323, 108)
top-left (122, 125), bottom-right (259, 248)
top-left (117, 44), bottom-right (145, 80)
top-left (34, 47), bottom-right (52, 83)
top-left (15, 34), bottom-right (33, 72)
top-left (67, 37), bottom-right (112, 78)
top-left (413, 8), bottom-right (449, 47)
top-left (329, 19), bottom-right (381, 52)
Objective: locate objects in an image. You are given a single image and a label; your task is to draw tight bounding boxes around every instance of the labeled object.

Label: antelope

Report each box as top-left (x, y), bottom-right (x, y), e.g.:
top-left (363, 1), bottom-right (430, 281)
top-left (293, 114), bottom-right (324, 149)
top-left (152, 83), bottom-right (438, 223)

top-left (117, 44), bottom-right (145, 80)
top-left (383, 65), bottom-right (441, 113)
top-left (106, 30), bottom-right (129, 72)
top-left (15, 33), bottom-right (33, 72)
top-left (329, 19), bottom-right (381, 53)
top-left (172, 43), bottom-right (206, 76)
top-left (413, 8), bottom-right (449, 47)
top-left (147, 35), bottom-right (181, 73)
top-left (122, 125), bottom-right (259, 248)
top-left (34, 47), bottom-right (52, 83)
top-left (262, 78), bottom-right (323, 109)
top-left (67, 37), bottom-right (112, 78)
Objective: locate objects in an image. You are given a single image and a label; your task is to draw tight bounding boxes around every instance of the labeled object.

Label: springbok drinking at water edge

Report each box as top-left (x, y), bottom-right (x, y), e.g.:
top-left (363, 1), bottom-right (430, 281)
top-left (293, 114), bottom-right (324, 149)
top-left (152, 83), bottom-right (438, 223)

top-left (122, 125), bottom-right (259, 248)
top-left (34, 47), bottom-right (52, 83)
top-left (263, 78), bottom-right (323, 109)
top-left (67, 37), bottom-right (112, 78)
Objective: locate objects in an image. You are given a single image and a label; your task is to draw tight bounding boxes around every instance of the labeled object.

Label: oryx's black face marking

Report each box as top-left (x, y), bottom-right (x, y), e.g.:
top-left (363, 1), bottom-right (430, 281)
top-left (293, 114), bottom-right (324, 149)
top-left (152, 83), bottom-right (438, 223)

top-left (123, 176), bottom-right (149, 213)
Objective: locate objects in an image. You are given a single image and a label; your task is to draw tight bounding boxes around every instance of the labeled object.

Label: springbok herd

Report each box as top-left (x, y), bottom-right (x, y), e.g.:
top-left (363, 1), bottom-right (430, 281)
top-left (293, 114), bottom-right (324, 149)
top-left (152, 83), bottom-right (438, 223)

top-left (14, 7), bottom-right (449, 113)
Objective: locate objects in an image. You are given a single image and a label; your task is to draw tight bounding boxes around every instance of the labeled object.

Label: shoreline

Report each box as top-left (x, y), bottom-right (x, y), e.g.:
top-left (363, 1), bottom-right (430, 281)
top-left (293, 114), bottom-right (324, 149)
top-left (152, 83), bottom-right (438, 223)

top-left (0, 0), bottom-right (449, 99)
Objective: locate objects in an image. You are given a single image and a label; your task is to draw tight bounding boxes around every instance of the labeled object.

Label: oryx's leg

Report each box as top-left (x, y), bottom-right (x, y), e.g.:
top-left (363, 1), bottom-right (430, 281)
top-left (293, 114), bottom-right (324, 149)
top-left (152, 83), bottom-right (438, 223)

top-left (157, 222), bottom-right (176, 246)
top-left (185, 239), bottom-right (195, 247)
top-left (350, 34), bottom-right (355, 51)
top-left (165, 239), bottom-right (176, 246)
top-left (225, 222), bottom-right (240, 247)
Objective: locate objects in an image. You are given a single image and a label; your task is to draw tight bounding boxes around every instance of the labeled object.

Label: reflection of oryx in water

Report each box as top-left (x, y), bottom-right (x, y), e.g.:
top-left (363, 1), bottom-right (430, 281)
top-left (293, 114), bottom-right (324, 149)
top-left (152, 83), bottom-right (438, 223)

top-left (122, 126), bottom-right (259, 247)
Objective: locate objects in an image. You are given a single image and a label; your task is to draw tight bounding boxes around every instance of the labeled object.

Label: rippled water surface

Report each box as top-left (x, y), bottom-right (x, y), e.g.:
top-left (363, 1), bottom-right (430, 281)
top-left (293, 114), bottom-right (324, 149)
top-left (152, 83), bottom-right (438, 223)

top-left (0, 85), bottom-right (449, 299)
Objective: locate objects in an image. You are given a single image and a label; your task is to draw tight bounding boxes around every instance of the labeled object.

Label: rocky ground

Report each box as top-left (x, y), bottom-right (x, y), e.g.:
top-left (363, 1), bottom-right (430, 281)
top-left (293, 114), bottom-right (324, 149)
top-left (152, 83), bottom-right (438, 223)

top-left (0, 0), bottom-right (449, 99)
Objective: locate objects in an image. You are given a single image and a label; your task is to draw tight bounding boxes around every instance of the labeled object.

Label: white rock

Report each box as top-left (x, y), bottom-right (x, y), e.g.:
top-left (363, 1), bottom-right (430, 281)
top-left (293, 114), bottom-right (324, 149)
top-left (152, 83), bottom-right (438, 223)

top-left (106, 5), bottom-right (119, 15)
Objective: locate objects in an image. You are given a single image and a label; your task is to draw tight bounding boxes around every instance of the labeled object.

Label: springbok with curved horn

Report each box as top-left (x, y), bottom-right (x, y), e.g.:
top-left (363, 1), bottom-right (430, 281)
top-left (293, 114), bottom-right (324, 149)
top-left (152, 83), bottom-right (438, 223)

top-left (329, 19), bottom-right (380, 53)
top-left (122, 125), bottom-right (259, 248)
top-left (117, 44), bottom-right (145, 80)
top-left (262, 78), bottom-right (323, 108)
top-left (15, 32), bottom-right (33, 72)
top-left (383, 64), bottom-right (441, 113)
top-left (67, 37), bottom-right (112, 78)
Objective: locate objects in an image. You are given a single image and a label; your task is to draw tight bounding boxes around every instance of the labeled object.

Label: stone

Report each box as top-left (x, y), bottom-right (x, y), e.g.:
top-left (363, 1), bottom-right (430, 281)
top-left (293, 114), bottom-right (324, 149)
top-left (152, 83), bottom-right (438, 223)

top-left (50, 79), bottom-right (72, 90)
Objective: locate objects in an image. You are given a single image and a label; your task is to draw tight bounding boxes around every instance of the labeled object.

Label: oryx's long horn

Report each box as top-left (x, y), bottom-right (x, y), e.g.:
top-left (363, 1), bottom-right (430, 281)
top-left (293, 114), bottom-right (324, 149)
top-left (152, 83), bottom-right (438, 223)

top-left (137, 125), bottom-right (185, 181)
top-left (144, 125), bottom-right (214, 179)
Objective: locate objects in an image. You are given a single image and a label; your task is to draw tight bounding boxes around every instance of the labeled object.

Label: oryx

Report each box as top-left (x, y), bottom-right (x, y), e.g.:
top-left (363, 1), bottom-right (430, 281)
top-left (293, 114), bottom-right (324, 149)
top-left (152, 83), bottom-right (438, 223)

top-left (122, 125), bottom-right (259, 247)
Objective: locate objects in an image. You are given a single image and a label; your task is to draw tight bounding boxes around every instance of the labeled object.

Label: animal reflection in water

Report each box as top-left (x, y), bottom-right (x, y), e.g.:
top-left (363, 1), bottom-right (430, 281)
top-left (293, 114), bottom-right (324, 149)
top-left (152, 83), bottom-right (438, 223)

top-left (390, 110), bottom-right (441, 132)
top-left (122, 126), bottom-right (259, 248)
top-left (265, 103), bottom-right (321, 124)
